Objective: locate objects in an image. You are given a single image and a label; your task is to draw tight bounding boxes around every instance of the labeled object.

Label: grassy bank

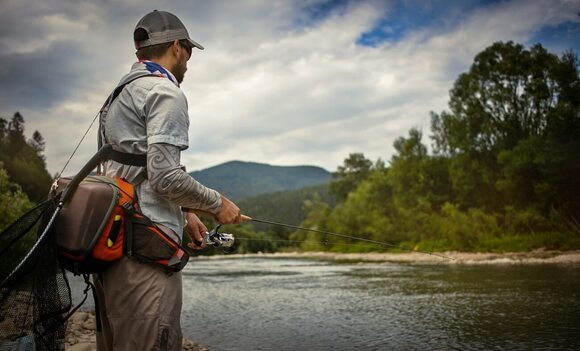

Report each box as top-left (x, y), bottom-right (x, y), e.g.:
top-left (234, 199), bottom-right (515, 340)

top-left (401, 232), bottom-right (580, 254)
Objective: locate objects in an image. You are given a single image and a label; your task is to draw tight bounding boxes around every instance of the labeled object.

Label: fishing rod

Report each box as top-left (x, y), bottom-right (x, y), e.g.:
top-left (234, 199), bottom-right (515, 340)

top-left (205, 215), bottom-right (455, 260)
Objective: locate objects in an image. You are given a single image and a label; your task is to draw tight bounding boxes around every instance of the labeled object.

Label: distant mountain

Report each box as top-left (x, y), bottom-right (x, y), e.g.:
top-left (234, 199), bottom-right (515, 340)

top-left (189, 161), bottom-right (332, 200)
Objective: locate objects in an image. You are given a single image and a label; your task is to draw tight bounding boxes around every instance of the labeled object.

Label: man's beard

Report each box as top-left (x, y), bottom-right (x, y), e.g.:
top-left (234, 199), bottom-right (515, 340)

top-left (173, 60), bottom-right (187, 84)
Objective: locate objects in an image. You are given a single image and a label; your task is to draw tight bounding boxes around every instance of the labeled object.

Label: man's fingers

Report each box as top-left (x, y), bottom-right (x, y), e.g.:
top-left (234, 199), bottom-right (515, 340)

top-left (191, 234), bottom-right (206, 249)
top-left (186, 227), bottom-right (207, 249)
top-left (216, 194), bottom-right (241, 224)
top-left (187, 242), bottom-right (205, 250)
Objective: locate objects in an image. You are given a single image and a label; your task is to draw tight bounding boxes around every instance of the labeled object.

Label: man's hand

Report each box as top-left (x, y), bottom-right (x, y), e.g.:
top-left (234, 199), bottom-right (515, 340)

top-left (216, 195), bottom-right (241, 224)
top-left (185, 212), bottom-right (208, 250)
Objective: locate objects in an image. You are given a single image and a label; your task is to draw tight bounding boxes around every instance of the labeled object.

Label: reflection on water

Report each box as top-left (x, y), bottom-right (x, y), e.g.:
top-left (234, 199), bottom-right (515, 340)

top-left (181, 258), bottom-right (580, 351)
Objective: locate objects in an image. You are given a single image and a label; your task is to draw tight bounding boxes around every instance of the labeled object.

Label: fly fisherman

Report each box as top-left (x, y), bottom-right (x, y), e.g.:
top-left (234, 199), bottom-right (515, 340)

top-left (95, 10), bottom-right (241, 350)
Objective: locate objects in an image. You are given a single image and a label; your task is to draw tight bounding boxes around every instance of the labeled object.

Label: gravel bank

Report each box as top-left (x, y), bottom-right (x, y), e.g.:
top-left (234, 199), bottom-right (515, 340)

top-left (195, 249), bottom-right (580, 265)
top-left (65, 311), bottom-right (208, 351)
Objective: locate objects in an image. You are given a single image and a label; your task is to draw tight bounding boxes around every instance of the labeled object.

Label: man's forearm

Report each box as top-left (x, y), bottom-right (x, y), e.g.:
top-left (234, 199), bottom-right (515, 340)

top-left (147, 143), bottom-right (222, 213)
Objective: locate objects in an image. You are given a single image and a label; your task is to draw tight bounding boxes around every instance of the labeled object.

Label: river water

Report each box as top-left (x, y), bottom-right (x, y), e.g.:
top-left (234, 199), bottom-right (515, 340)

top-left (70, 257), bottom-right (580, 350)
top-left (180, 257), bottom-right (580, 351)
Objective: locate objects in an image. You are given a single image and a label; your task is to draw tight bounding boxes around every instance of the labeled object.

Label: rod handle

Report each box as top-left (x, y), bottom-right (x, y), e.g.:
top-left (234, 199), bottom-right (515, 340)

top-left (183, 208), bottom-right (253, 223)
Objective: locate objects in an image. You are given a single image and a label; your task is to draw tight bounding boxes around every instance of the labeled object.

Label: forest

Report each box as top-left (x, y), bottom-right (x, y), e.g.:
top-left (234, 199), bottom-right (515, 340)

top-left (1, 41), bottom-right (579, 254)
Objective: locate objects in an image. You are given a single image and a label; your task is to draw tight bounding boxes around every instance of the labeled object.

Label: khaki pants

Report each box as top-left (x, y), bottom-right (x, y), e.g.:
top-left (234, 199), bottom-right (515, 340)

top-left (94, 256), bottom-right (183, 350)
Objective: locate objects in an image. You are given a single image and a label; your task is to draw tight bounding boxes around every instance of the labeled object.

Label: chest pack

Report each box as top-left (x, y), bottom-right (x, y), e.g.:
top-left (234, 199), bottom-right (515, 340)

top-left (54, 175), bottom-right (189, 275)
top-left (53, 153), bottom-right (190, 275)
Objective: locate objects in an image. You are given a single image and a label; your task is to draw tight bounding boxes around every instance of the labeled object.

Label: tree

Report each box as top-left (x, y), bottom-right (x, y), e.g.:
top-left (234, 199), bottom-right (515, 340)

top-left (289, 193), bottom-right (333, 251)
top-left (29, 131), bottom-right (47, 164)
top-left (330, 153), bottom-right (373, 201)
top-left (0, 113), bottom-right (53, 203)
top-left (430, 42), bottom-right (580, 216)
top-left (388, 128), bottom-right (428, 208)
top-left (7, 112), bottom-right (26, 154)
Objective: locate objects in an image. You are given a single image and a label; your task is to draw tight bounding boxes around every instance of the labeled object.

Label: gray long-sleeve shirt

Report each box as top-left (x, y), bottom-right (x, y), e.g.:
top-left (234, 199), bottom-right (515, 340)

top-left (99, 61), bottom-right (221, 238)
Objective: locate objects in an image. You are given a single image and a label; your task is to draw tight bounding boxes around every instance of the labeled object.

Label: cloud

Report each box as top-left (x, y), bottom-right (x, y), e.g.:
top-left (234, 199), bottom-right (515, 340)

top-left (0, 0), bottom-right (578, 176)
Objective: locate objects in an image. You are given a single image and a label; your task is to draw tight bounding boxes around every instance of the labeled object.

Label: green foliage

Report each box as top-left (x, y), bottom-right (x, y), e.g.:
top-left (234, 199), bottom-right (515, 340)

top-left (436, 203), bottom-right (501, 251)
top-left (238, 183), bottom-right (333, 228)
top-left (288, 193), bottom-right (333, 251)
top-left (475, 232), bottom-right (580, 252)
top-left (226, 225), bottom-right (279, 254)
top-left (0, 165), bottom-right (34, 231)
top-left (431, 42), bottom-right (580, 216)
top-left (330, 153), bottom-right (374, 201)
top-left (328, 169), bottom-right (394, 243)
top-left (0, 113), bottom-right (53, 203)
top-left (293, 42), bottom-right (580, 253)
top-left (0, 113), bottom-right (54, 277)
top-left (0, 165), bottom-right (36, 278)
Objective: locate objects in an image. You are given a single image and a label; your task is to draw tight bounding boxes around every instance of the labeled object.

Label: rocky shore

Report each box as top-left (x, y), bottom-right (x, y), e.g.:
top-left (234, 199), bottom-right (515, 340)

top-left (65, 311), bottom-right (208, 351)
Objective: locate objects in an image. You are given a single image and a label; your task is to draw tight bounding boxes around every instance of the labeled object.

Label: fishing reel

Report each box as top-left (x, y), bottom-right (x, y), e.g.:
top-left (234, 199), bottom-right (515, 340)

top-left (203, 225), bottom-right (235, 249)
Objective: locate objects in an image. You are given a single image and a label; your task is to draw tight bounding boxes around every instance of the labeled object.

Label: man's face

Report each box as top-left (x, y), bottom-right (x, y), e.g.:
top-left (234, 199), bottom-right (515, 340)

top-left (173, 41), bottom-right (191, 84)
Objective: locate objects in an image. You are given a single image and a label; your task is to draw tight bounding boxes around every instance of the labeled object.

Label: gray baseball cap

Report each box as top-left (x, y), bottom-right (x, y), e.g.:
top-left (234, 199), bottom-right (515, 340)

top-left (134, 10), bottom-right (204, 50)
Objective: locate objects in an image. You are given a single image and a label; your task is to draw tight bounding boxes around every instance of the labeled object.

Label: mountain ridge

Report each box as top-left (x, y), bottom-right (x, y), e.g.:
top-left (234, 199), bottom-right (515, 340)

top-left (189, 160), bottom-right (332, 201)
top-left (193, 160), bottom-right (330, 173)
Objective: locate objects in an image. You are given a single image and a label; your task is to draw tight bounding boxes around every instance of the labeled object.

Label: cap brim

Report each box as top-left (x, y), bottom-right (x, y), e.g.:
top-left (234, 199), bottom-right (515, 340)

top-left (186, 38), bottom-right (204, 50)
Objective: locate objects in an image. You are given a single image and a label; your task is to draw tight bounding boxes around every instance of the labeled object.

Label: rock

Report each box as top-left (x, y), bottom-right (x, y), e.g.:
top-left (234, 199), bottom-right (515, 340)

top-left (183, 339), bottom-right (195, 349)
top-left (182, 338), bottom-right (210, 351)
top-left (67, 342), bottom-right (97, 351)
top-left (71, 311), bottom-right (89, 324)
top-left (82, 319), bottom-right (96, 330)
top-left (69, 321), bottom-right (83, 332)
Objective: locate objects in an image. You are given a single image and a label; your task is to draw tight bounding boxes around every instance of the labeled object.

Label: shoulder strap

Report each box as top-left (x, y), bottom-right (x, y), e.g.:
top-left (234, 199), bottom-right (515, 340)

top-left (100, 74), bottom-right (159, 112)
top-left (98, 74), bottom-right (159, 169)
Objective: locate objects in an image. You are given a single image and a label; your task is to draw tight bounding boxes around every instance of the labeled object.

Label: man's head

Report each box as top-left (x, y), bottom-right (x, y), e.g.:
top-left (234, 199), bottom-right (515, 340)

top-left (134, 10), bottom-right (203, 83)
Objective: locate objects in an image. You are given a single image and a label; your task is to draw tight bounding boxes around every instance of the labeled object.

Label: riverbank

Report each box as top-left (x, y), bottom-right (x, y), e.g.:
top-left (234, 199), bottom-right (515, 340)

top-left (194, 249), bottom-right (580, 265)
top-left (65, 311), bottom-right (208, 351)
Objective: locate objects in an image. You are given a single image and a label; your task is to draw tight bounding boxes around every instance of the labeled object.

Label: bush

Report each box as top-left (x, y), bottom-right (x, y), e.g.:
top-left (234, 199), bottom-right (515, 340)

top-left (0, 165), bottom-right (34, 231)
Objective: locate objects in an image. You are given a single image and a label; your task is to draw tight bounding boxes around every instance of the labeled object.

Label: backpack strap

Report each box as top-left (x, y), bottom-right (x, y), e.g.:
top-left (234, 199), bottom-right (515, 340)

top-left (110, 150), bottom-right (147, 167)
top-left (98, 74), bottom-right (159, 171)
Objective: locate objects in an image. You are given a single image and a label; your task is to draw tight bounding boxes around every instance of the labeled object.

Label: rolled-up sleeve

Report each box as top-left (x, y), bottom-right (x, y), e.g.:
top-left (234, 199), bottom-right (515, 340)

top-left (144, 82), bottom-right (189, 150)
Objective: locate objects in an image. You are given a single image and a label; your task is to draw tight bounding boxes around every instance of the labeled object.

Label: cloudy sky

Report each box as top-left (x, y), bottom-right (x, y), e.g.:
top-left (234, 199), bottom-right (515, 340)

top-left (1, 0), bottom-right (579, 175)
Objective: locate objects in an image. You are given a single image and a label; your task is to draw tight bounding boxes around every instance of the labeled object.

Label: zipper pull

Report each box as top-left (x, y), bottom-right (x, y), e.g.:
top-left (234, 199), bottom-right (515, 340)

top-left (107, 215), bottom-right (122, 247)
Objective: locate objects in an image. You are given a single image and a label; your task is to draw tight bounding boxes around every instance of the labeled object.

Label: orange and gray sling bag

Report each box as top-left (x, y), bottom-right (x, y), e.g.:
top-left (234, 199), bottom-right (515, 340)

top-left (54, 172), bottom-right (190, 275)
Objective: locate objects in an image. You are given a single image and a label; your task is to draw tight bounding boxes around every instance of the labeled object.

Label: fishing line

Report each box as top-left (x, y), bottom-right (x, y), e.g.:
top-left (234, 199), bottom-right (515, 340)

top-left (57, 110), bottom-right (101, 178)
top-left (244, 217), bottom-right (455, 260)
top-left (235, 237), bottom-right (334, 246)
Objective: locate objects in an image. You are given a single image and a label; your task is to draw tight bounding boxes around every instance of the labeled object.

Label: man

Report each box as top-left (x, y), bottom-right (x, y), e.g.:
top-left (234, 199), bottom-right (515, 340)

top-left (95, 10), bottom-right (241, 350)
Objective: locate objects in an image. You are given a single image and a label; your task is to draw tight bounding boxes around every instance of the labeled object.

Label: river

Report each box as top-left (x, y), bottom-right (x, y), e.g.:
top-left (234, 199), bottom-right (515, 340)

top-left (180, 257), bottom-right (580, 350)
top-left (70, 256), bottom-right (580, 350)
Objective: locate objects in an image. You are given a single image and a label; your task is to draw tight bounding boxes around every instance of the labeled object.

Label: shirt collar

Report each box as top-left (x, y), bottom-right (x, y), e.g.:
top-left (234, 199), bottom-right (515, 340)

top-left (138, 60), bottom-right (179, 86)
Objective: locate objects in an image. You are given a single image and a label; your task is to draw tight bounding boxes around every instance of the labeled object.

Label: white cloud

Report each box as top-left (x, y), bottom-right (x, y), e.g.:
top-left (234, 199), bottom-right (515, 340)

top-left (1, 0), bottom-right (578, 176)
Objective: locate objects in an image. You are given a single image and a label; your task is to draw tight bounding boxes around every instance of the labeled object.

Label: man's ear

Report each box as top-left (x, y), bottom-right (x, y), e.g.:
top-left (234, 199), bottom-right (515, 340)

top-left (171, 40), bottom-right (180, 57)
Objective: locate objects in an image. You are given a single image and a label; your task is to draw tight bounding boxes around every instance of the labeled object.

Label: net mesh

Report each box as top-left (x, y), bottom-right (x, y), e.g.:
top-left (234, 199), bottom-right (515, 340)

top-left (0, 198), bottom-right (72, 351)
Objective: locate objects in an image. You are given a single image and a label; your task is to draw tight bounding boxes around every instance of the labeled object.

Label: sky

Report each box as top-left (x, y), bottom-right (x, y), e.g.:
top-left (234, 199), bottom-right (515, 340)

top-left (1, 0), bottom-right (579, 175)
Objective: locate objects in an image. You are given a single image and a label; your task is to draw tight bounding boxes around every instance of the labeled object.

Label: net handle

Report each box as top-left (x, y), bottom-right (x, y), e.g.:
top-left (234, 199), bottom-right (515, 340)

top-left (60, 144), bottom-right (113, 204)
